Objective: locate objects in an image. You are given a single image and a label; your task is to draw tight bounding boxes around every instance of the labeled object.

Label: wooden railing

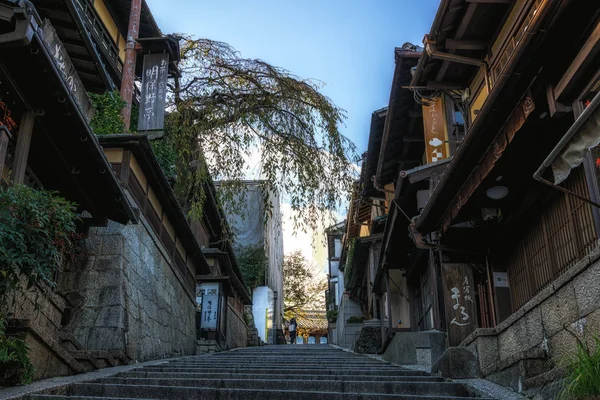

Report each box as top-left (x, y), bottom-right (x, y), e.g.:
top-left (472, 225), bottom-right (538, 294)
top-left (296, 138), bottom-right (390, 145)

top-left (73, 0), bottom-right (123, 77)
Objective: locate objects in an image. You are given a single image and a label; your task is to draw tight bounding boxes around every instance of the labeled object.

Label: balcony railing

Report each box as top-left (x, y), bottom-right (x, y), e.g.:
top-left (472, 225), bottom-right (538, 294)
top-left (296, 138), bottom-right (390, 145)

top-left (73, 0), bottom-right (123, 78)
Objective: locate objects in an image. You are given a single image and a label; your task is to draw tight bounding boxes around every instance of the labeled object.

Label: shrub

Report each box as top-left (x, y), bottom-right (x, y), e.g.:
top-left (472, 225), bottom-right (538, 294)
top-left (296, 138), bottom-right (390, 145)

top-left (236, 245), bottom-right (267, 290)
top-left (327, 309), bottom-right (338, 323)
top-left (0, 185), bottom-right (78, 302)
top-left (346, 316), bottom-right (366, 324)
top-left (559, 334), bottom-right (600, 399)
top-left (88, 91), bottom-right (126, 135)
top-left (0, 185), bottom-right (78, 386)
top-left (0, 322), bottom-right (34, 386)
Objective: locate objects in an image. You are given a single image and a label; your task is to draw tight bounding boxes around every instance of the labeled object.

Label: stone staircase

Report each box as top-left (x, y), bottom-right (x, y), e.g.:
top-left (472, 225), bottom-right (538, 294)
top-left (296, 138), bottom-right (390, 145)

top-left (27, 345), bottom-right (496, 399)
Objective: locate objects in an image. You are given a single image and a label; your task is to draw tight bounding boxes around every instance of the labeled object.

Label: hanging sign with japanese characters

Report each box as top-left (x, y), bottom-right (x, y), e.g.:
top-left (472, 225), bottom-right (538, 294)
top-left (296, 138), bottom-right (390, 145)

top-left (138, 53), bottom-right (169, 131)
top-left (200, 284), bottom-right (220, 330)
top-left (442, 263), bottom-right (477, 346)
top-left (423, 96), bottom-right (451, 164)
top-left (41, 20), bottom-right (93, 121)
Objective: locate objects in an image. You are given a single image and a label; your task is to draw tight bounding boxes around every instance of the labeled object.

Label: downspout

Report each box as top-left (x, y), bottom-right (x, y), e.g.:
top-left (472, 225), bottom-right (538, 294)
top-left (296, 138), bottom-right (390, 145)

top-left (411, 0), bottom-right (451, 87)
top-left (533, 91), bottom-right (600, 209)
top-left (120, 0), bottom-right (142, 131)
top-left (416, 0), bottom-right (553, 232)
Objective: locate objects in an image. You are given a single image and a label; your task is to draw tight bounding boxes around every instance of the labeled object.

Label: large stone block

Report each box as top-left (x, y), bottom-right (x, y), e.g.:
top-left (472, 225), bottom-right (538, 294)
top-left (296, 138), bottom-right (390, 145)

top-left (549, 328), bottom-right (580, 362)
top-left (100, 235), bottom-right (124, 256)
top-left (573, 260), bottom-right (600, 317)
top-left (94, 255), bottom-right (123, 272)
top-left (498, 308), bottom-right (544, 360)
top-left (383, 331), bottom-right (447, 366)
top-left (432, 347), bottom-right (479, 379)
top-left (474, 334), bottom-right (499, 373)
top-left (540, 282), bottom-right (579, 337)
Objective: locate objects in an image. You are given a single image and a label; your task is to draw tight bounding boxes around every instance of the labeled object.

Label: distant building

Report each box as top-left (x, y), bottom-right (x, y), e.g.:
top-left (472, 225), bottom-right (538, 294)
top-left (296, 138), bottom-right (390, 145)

top-left (217, 181), bottom-right (285, 344)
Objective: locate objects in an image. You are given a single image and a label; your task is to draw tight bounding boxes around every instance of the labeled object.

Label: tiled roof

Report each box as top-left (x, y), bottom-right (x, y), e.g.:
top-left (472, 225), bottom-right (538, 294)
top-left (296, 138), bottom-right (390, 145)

top-left (295, 310), bottom-right (328, 331)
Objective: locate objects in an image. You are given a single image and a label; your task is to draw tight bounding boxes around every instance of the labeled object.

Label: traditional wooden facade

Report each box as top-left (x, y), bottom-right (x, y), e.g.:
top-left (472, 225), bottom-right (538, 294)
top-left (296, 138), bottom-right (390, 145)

top-left (389, 0), bottom-right (600, 394)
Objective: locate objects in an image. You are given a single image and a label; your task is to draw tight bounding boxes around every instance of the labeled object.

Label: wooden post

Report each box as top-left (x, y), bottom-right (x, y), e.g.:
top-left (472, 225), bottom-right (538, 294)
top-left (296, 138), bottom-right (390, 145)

top-left (120, 0), bottom-right (142, 131)
top-left (0, 126), bottom-right (11, 181)
top-left (12, 111), bottom-right (35, 184)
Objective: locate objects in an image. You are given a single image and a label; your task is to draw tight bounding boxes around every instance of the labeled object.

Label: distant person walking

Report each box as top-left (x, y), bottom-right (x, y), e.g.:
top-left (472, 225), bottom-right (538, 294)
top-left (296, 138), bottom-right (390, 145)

top-left (289, 317), bottom-right (297, 344)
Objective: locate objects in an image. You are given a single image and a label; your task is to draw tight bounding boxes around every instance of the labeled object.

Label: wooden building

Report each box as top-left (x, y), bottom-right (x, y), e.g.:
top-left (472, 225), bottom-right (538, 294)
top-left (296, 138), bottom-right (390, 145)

top-left (0, 0), bottom-right (249, 383)
top-left (336, 1), bottom-right (600, 394)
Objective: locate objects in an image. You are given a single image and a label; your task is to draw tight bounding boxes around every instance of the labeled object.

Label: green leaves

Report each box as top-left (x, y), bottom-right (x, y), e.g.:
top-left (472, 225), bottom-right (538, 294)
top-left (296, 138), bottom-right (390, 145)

top-left (559, 334), bottom-right (600, 399)
top-left (236, 245), bottom-right (268, 290)
top-left (0, 185), bottom-right (78, 308)
top-left (283, 251), bottom-right (327, 316)
top-left (0, 328), bottom-right (34, 386)
top-left (88, 90), bottom-right (126, 135)
top-left (167, 36), bottom-right (357, 230)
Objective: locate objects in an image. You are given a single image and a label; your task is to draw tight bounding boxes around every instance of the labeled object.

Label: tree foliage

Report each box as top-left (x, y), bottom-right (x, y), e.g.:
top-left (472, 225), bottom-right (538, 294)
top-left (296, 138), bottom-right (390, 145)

top-left (283, 250), bottom-right (327, 315)
top-left (0, 185), bottom-right (78, 309)
top-left (236, 245), bottom-right (267, 289)
top-left (164, 37), bottom-right (356, 229)
top-left (88, 91), bottom-right (125, 135)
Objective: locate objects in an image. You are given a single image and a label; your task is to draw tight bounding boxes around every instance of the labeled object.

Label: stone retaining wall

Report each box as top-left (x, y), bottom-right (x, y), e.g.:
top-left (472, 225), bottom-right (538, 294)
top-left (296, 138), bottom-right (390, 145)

top-left (461, 243), bottom-right (600, 395)
top-left (60, 216), bottom-right (197, 363)
top-left (226, 303), bottom-right (248, 349)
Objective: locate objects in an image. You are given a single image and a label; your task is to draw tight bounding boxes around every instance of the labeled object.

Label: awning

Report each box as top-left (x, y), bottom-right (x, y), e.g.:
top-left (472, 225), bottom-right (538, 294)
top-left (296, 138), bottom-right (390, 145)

top-left (546, 92), bottom-right (600, 185)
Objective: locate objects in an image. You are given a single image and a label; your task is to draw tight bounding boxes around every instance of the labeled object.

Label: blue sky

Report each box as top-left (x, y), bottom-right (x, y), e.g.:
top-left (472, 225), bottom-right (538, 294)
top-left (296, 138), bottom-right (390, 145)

top-left (145, 0), bottom-right (439, 151)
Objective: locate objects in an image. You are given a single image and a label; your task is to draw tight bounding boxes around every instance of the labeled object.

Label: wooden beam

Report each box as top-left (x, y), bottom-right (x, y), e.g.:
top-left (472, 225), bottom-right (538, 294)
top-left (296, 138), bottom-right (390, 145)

top-left (445, 39), bottom-right (486, 51)
top-left (546, 85), bottom-right (572, 118)
top-left (403, 136), bottom-right (424, 143)
top-left (554, 21), bottom-right (600, 101)
top-left (436, 3), bottom-right (479, 81)
top-left (12, 111), bottom-right (35, 185)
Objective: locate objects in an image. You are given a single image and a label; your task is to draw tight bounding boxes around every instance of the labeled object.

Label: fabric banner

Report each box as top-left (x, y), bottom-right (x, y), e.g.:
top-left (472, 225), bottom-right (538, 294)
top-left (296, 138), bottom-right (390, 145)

top-left (551, 95), bottom-right (600, 185)
top-left (423, 96), bottom-right (451, 164)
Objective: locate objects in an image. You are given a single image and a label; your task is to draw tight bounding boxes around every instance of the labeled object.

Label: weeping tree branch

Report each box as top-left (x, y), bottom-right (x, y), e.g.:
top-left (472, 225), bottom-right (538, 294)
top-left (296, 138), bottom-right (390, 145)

top-left (161, 36), bottom-right (356, 232)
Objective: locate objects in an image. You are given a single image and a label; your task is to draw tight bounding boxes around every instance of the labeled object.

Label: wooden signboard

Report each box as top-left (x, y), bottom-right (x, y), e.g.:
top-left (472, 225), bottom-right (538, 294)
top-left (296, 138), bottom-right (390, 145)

top-left (441, 263), bottom-right (477, 346)
top-left (138, 53), bottom-right (169, 132)
top-left (41, 20), bottom-right (93, 121)
top-left (423, 96), bottom-right (451, 164)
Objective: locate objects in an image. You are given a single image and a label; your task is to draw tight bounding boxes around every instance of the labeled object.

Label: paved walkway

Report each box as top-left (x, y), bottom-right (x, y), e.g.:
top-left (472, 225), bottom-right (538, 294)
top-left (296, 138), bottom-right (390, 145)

top-left (3, 345), bottom-right (499, 399)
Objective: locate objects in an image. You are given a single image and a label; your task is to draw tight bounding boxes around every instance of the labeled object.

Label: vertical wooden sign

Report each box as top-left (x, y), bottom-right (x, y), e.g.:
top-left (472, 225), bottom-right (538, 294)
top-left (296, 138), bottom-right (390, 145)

top-left (42, 20), bottom-right (93, 121)
top-left (441, 263), bottom-right (477, 346)
top-left (423, 96), bottom-right (451, 164)
top-left (138, 53), bottom-right (169, 132)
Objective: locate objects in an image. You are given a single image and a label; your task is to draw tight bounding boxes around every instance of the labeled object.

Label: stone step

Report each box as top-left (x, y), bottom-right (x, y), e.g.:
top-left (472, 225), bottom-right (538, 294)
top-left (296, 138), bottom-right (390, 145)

top-left (135, 366), bottom-right (428, 375)
top-left (98, 377), bottom-right (472, 396)
top-left (162, 360), bottom-right (396, 367)
top-left (46, 383), bottom-right (496, 400)
top-left (117, 371), bottom-right (445, 382)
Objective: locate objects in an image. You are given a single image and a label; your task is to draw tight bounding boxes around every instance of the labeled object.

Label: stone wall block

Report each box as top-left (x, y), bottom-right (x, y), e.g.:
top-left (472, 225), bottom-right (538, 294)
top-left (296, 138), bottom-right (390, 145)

top-left (84, 235), bottom-right (103, 256)
top-left (94, 255), bottom-right (123, 272)
top-left (498, 308), bottom-right (544, 360)
top-left (99, 285), bottom-right (123, 307)
top-left (573, 260), bottom-right (600, 317)
top-left (549, 329), bottom-right (580, 362)
top-left (87, 327), bottom-right (126, 350)
top-left (475, 335), bottom-right (499, 372)
top-left (100, 235), bottom-right (124, 256)
top-left (96, 305), bottom-right (125, 328)
top-left (540, 282), bottom-right (579, 337)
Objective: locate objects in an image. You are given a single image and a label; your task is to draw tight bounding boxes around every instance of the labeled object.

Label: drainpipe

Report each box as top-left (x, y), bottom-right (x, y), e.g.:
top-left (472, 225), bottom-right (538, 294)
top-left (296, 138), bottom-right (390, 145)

top-left (120, 0), bottom-right (142, 132)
